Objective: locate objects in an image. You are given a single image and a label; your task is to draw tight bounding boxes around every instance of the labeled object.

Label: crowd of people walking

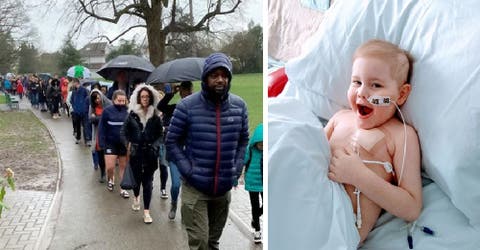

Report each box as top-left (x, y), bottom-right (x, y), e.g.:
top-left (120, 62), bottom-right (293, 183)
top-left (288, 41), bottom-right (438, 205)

top-left (0, 52), bottom-right (264, 249)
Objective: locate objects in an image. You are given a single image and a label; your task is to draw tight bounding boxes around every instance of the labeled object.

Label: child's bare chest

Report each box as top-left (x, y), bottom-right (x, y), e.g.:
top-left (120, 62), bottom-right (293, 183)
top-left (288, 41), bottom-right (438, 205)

top-left (329, 123), bottom-right (393, 166)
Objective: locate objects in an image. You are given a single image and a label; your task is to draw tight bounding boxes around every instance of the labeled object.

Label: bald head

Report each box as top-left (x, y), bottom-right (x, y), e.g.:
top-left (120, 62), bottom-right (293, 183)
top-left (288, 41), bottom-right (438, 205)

top-left (353, 39), bottom-right (413, 85)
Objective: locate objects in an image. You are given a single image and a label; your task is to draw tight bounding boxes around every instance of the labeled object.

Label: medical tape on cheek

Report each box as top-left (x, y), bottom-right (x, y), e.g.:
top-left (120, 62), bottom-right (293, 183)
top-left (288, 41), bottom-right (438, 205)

top-left (368, 95), bottom-right (392, 106)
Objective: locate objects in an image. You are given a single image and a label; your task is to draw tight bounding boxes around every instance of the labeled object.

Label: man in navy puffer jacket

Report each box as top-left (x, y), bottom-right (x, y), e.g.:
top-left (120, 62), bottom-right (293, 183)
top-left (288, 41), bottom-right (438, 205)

top-left (166, 52), bottom-right (249, 250)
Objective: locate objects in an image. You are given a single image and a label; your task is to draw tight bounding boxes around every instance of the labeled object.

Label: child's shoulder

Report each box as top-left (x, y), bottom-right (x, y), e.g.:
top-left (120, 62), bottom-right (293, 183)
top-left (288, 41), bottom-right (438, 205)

top-left (329, 109), bottom-right (355, 126)
top-left (383, 118), bottom-right (413, 131)
top-left (382, 119), bottom-right (419, 144)
top-left (332, 109), bottom-right (354, 119)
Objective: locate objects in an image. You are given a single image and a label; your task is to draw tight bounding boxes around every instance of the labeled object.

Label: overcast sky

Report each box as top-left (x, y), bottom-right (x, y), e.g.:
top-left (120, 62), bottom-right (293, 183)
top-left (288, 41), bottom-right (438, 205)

top-left (27, 0), bottom-right (263, 53)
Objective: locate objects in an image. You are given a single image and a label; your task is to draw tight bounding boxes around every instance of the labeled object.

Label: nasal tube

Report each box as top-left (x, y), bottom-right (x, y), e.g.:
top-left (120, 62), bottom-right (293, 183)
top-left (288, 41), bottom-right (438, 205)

top-left (367, 95), bottom-right (407, 186)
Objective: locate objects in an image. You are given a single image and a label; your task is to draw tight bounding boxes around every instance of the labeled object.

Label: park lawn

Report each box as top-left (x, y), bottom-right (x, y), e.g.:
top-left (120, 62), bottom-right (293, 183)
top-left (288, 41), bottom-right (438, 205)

top-left (0, 94), bottom-right (6, 104)
top-left (174, 73), bottom-right (263, 134)
top-left (230, 73), bottom-right (263, 133)
top-left (0, 111), bottom-right (52, 153)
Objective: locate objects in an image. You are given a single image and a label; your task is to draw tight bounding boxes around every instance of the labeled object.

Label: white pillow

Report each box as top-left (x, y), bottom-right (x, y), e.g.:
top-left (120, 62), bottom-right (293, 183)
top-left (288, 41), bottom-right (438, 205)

top-left (284, 0), bottom-right (480, 228)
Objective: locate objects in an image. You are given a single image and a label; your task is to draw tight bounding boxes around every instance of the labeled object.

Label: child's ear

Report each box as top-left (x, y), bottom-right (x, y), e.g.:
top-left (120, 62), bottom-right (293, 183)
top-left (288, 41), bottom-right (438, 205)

top-left (397, 83), bottom-right (411, 105)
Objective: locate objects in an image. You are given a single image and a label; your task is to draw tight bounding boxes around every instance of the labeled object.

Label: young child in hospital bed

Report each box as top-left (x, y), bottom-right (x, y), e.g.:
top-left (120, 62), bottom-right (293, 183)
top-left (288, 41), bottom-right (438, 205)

top-left (324, 39), bottom-right (423, 243)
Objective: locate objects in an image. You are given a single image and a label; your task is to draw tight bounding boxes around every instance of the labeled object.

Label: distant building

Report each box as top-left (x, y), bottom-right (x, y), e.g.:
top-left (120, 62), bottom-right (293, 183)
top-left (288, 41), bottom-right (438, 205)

top-left (80, 42), bottom-right (110, 72)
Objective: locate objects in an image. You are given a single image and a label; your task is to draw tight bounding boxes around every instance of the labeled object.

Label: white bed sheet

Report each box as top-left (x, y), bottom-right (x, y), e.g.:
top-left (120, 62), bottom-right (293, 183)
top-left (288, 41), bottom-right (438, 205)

top-left (268, 97), bottom-right (359, 250)
top-left (360, 182), bottom-right (480, 249)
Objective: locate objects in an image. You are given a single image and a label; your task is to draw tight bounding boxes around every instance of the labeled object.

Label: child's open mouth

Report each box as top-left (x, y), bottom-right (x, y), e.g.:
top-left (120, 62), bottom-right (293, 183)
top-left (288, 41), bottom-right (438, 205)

top-left (357, 104), bottom-right (373, 117)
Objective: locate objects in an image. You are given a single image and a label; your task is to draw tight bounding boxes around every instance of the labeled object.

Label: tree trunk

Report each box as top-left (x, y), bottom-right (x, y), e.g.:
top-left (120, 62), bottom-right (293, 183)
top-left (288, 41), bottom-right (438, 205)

top-left (145, 1), bottom-right (166, 66)
top-left (146, 25), bottom-right (166, 66)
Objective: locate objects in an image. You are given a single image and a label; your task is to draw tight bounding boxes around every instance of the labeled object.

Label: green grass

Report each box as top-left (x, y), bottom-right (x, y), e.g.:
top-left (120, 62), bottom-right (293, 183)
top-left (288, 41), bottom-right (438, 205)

top-left (0, 111), bottom-right (52, 153)
top-left (171, 73), bottom-right (263, 134)
top-left (0, 95), bottom-right (5, 104)
top-left (230, 73), bottom-right (263, 134)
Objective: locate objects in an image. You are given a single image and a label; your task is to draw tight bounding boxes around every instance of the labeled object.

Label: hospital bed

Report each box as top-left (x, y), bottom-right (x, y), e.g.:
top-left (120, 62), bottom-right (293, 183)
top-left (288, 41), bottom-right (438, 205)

top-left (268, 0), bottom-right (480, 249)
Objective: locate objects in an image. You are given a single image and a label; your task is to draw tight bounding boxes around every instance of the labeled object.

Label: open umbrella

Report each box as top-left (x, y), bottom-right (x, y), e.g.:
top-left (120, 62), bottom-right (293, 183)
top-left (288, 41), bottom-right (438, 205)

top-left (80, 78), bottom-right (99, 86)
top-left (38, 73), bottom-right (53, 83)
top-left (5, 72), bottom-right (15, 79)
top-left (146, 57), bottom-right (205, 84)
top-left (67, 65), bottom-right (91, 78)
top-left (97, 55), bottom-right (154, 83)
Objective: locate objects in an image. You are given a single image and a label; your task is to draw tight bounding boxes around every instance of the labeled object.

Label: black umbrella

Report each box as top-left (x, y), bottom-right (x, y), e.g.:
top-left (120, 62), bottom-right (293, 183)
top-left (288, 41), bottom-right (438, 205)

top-left (80, 78), bottom-right (99, 87)
top-left (97, 55), bottom-right (155, 83)
top-left (146, 57), bottom-right (205, 84)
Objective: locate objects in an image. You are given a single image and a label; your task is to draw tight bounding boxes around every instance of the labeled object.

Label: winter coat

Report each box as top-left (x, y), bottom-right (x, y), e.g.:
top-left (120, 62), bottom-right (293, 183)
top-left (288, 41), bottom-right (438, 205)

top-left (244, 123), bottom-right (263, 192)
top-left (88, 89), bottom-right (112, 151)
top-left (98, 103), bottom-right (128, 149)
top-left (16, 83), bottom-right (24, 94)
top-left (38, 82), bottom-right (47, 103)
top-left (121, 84), bottom-right (163, 173)
top-left (60, 81), bottom-right (68, 102)
top-left (166, 52), bottom-right (249, 197)
top-left (4, 79), bottom-right (11, 90)
top-left (46, 82), bottom-right (61, 100)
top-left (70, 86), bottom-right (89, 115)
top-left (29, 81), bottom-right (40, 93)
top-left (83, 95), bottom-right (91, 116)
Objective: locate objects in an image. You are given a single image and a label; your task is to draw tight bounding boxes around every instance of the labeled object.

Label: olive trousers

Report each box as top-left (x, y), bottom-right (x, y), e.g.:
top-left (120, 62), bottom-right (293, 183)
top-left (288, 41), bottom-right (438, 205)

top-left (181, 182), bottom-right (231, 250)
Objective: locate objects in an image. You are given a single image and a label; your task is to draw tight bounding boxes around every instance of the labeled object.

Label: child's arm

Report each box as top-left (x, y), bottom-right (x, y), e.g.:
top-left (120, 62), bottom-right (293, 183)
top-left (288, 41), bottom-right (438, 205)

top-left (329, 125), bottom-right (422, 221)
top-left (324, 118), bottom-right (335, 140)
top-left (324, 110), bottom-right (348, 140)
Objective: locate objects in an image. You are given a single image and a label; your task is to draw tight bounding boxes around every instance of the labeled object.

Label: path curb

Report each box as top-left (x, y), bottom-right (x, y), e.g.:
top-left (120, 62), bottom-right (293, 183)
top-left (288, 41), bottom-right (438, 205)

top-left (29, 106), bottom-right (63, 250)
top-left (229, 209), bottom-right (252, 238)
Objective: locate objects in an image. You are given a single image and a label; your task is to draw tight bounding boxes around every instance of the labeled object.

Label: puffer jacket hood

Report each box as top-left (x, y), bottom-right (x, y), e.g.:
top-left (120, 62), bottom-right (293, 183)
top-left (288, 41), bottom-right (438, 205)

top-left (201, 52), bottom-right (233, 101)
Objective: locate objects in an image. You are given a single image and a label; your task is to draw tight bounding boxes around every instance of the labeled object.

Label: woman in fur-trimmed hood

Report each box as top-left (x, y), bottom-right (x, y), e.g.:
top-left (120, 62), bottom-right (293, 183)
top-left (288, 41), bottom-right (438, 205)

top-left (127, 83), bottom-right (162, 120)
top-left (121, 83), bottom-right (163, 224)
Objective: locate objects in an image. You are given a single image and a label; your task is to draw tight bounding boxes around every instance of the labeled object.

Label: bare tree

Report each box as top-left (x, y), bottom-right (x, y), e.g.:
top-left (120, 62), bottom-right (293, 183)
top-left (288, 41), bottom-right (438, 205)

top-left (70, 0), bottom-right (242, 66)
top-left (0, 0), bottom-right (26, 34)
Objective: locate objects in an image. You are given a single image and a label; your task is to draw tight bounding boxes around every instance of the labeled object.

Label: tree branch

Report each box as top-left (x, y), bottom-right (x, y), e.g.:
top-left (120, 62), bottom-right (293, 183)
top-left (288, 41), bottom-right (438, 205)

top-left (98, 24), bottom-right (146, 44)
top-left (77, 0), bottom-right (144, 23)
top-left (166, 0), bottom-right (241, 33)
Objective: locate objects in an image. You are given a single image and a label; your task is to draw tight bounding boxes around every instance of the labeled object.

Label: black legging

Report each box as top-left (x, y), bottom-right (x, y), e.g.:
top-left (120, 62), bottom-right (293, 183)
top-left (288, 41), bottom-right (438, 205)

top-left (249, 191), bottom-right (263, 231)
top-left (51, 96), bottom-right (61, 114)
top-left (97, 150), bottom-right (106, 178)
top-left (132, 162), bottom-right (155, 210)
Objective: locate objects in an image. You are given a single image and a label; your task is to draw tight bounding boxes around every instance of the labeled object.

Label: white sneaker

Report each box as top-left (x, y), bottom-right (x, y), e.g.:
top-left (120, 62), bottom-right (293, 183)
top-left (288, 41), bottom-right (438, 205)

top-left (253, 231), bottom-right (262, 244)
top-left (132, 198), bottom-right (140, 211)
top-left (161, 189), bottom-right (168, 199)
top-left (120, 189), bottom-right (130, 198)
top-left (144, 213), bottom-right (153, 224)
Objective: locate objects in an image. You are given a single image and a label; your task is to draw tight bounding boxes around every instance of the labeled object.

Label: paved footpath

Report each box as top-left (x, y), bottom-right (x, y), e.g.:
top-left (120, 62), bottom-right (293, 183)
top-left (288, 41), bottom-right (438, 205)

top-left (0, 97), bottom-right (262, 250)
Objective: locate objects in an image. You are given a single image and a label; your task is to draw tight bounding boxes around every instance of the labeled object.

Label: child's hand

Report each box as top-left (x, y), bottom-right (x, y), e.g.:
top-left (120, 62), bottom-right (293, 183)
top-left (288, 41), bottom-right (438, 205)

top-left (328, 147), bottom-right (363, 185)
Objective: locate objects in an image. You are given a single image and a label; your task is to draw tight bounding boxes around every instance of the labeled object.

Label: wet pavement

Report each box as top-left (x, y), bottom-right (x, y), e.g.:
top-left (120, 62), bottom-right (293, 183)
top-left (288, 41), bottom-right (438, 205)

top-left (0, 97), bottom-right (262, 250)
